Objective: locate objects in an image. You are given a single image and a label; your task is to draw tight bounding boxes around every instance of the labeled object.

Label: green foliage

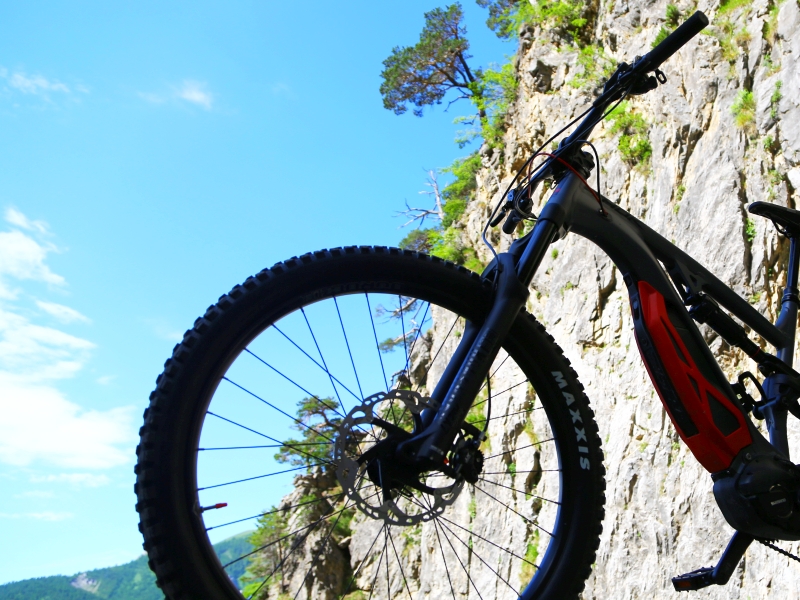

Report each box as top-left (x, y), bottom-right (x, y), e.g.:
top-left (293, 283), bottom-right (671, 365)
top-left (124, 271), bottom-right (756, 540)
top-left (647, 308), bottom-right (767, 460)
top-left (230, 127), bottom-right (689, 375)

top-left (213, 531), bottom-right (255, 585)
top-left (713, 1), bottom-right (752, 65)
top-left (768, 169), bottom-right (783, 185)
top-left (0, 577), bottom-right (95, 600)
top-left (745, 218), bottom-right (757, 243)
top-left (551, 248), bottom-right (559, 259)
top-left (400, 153), bottom-right (484, 272)
top-left (718, 0), bottom-right (753, 14)
top-left (569, 44), bottom-right (614, 90)
top-left (478, 0), bottom-right (589, 45)
top-left (763, 0), bottom-right (785, 44)
top-left (770, 80), bottom-right (783, 119)
top-left (607, 101), bottom-right (652, 166)
top-left (731, 89), bottom-right (755, 132)
top-left (652, 5), bottom-right (680, 49)
top-left (0, 534), bottom-right (250, 600)
top-left (652, 26), bottom-right (671, 48)
top-left (380, 4), bottom-right (476, 117)
top-left (274, 396), bottom-right (340, 470)
top-left (441, 153), bottom-right (481, 226)
top-left (399, 228), bottom-right (437, 253)
top-left (242, 508), bottom-right (288, 596)
top-left (519, 529), bottom-right (540, 586)
top-left (763, 52), bottom-right (779, 74)
top-left (665, 3), bottom-right (681, 26)
top-left (476, 0), bottom-right (527, 39)
top-left (470, 61), bottom-right (519, 148)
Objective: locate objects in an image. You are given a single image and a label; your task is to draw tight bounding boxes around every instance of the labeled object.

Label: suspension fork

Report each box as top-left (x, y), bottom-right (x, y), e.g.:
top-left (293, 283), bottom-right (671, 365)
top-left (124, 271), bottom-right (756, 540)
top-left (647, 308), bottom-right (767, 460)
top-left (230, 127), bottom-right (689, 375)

top-left (399, 219), bottom-right (562, 467)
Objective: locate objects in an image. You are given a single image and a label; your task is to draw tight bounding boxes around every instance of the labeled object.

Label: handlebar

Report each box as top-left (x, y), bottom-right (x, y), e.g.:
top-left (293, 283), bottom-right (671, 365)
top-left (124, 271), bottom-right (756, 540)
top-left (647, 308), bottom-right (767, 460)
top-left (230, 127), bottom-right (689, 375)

top-left (492, 11), bottom-right (709, 232)
top-left (564, 11), bottom-right (709, 150)
top-left (641, 11), bottom-right (709, 72)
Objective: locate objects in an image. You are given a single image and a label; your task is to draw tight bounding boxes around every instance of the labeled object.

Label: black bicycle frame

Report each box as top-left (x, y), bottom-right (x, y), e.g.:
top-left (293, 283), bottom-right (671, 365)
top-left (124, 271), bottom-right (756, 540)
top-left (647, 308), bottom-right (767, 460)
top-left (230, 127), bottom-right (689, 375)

top-left (409, 170), bottom-right (799, 479)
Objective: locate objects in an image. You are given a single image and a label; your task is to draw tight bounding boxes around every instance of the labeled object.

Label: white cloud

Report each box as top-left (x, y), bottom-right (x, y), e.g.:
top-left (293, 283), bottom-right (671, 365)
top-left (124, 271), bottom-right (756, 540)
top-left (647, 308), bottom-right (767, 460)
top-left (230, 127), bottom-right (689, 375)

top-left (5, 207), bottom-right (49, 234)
top-left (96, 375), bottom-right (115, 385)
top-left (0, 375), bottom-right (134, 469)
top-left (0, 511), bottom-right (74, 521)
top-left (30, 473), bottom-right (111, 487)
top-left (0, 307), bottom-right (94, 381)
top-left (0, 208), bottom-right (136, 471)
top-left (0, 208), bottom-right (61, 300)
top-left (36, 300), bottom-right (90, 324)
top-left (177, 80), bottom-right (213, 109)
top-left (8, 72), bottom-right (70, 95)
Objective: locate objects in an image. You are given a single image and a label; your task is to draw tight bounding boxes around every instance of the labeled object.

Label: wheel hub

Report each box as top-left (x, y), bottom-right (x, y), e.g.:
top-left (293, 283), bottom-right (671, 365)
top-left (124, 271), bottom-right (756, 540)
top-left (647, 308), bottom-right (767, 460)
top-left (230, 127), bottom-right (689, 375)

top-left (333, 389), bottom-right (465, 526)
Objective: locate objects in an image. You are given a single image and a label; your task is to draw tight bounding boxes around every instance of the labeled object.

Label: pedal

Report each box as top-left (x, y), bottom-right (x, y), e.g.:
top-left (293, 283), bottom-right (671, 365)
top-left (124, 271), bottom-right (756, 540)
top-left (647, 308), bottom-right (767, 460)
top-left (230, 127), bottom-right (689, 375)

top-left (672, 567), bottom-right (714, 591)
top-left (671, 531), bottom-right (753, 592)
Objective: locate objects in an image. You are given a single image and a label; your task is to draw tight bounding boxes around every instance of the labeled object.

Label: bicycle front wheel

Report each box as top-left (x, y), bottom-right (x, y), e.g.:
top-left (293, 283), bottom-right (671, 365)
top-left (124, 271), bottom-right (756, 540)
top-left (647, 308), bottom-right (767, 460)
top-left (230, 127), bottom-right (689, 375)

top-left (135, 246), bottom-right (605, 600)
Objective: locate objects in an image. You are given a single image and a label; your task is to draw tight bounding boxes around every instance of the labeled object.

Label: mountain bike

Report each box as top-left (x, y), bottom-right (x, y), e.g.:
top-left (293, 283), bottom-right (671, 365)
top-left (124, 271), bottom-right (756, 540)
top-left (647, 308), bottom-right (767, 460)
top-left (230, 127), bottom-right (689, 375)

top-left (135, 11), bottom-right (800, 599)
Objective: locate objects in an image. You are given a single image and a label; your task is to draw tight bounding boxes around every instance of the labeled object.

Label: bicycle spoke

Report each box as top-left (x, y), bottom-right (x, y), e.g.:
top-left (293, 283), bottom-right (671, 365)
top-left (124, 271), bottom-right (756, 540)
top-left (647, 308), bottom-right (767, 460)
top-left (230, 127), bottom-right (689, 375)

top-left (435, 514), bottom-right (522, 597)
top-left (198, 462), bottom-right (328, 491)
top-left (334, 296), bottom-right (365, 400)
top-left (292, 498), bottom-right (354, 600)
top-left (477, 353), bottom-right (511, 395)
top-left (477, 477), bottom-right (560, 505)
top-left (413, 314), bottom-right (461, 393)
top-left (205, 411), bottom-right (334, 466)
top-left (228, 490), bottom-right (381, 570)
top-left (422, 495), bottom-right (457, 600)
top-left (340, 513), bottom-right (386, 598)
top-left (384, 524), bottom-right (391, 599)
top-left (403, 300), bottom-right (431, 375)
top-left (387, 524), bottom-right (414, 599)
top-left (474, 484), bottom-right (554, 537)
top-left (469, 405), bottom-right (543, 425)
top-left (198, 442), bottom-right (330, 451)
top-left (398, 295), bottom-right (410, 375)
top-left (274, 321), bottom-right (360, 405)
top-left (365, 293), bottom-right (390, 393)
top-left (204, 491), bottom-right (345, 532)
top-left (436, 511), bottom-right (538, 571)
top-left (435, 513), bottom-right (485, 600)
top-left (479, 468), bottom-right (560, 475)
top-left (483, 437), bottom-right (555, 461)
top-left (221, 376), bottom-right (337, 443)
top-left (367, 526), bottom-right (388, 600)
top-left (471, 378), bottom-right (529, 409)
top-left (244, 508), bottom-right (325, 600)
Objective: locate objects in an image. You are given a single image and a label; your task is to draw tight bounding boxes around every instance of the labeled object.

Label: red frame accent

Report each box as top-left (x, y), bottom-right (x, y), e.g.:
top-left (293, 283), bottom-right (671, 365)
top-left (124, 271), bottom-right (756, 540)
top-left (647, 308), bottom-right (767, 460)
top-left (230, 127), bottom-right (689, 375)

top-left (636, 282), bottom-right (752, 472)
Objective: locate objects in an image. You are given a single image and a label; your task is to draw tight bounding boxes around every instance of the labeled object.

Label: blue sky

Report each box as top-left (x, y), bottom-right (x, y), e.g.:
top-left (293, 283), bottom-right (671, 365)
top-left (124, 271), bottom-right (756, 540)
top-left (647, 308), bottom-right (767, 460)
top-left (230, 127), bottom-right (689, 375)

top-left (0, 1), bottom-right (510, 584)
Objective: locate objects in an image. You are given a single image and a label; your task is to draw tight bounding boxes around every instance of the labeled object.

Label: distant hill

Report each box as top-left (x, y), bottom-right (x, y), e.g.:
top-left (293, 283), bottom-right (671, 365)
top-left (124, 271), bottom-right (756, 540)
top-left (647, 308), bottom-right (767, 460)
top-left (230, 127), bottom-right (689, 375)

top-left (0, 531), bottom-right (253, 600)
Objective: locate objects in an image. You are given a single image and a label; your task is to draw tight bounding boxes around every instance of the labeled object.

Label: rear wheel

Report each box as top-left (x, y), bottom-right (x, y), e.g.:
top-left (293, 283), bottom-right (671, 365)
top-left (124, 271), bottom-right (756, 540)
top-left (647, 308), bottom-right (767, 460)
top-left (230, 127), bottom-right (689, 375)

top-left (135, 246), bottom-right (605, 600)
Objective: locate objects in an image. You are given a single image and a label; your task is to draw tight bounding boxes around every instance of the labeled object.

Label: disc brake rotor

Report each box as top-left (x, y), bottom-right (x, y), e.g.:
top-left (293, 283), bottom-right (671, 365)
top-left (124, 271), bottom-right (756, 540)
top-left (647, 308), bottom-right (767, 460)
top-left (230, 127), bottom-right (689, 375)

top-left (333, 389), bottom-right (464, 526)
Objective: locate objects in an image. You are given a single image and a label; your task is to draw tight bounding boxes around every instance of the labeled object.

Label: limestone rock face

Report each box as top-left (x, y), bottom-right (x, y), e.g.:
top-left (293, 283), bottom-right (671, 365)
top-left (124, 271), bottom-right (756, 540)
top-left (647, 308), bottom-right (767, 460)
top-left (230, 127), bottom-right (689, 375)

top-left (460, 0), bottom-right (800, 597)
top-left (255, 1), bottom-right (800, 597)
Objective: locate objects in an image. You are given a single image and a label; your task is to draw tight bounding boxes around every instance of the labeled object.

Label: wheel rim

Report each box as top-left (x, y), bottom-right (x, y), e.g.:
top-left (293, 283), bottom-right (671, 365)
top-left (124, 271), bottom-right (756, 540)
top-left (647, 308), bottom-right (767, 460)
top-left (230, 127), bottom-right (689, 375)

top-left (193, 289), bottom-right (568, 600)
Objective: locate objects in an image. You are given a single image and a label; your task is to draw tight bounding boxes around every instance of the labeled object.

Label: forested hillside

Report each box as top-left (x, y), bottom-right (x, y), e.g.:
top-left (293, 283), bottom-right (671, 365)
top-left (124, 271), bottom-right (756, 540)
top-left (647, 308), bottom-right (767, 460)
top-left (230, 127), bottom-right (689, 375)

top-left (0, 531), bottom-right (251, 600)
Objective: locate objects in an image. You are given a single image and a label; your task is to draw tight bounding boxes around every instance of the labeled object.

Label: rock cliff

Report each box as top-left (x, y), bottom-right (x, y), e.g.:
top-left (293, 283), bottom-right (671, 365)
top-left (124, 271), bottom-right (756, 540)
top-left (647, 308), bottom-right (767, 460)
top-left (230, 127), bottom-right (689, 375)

top-left (251, 0), bottom-right (800, 597)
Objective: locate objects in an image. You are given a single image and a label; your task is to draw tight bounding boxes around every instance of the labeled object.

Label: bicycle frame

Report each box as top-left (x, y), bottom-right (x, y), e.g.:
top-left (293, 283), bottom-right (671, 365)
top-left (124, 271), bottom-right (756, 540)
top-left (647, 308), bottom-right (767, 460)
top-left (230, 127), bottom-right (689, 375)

top-left (408, 170), bottom-right (799, 481)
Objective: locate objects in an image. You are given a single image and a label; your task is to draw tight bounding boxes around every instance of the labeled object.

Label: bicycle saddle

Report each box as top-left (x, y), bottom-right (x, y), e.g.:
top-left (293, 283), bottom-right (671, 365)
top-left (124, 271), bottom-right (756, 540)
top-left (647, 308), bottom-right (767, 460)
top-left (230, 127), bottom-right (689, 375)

top-left (749, 201), bottom-right (800, 237)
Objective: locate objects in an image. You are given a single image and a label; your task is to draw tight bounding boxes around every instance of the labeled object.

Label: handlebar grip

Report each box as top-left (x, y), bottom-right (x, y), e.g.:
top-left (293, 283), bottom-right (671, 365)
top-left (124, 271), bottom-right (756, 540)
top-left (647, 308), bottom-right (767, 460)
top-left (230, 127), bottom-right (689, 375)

top-left (643, 10), bottom-right (709, 71)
